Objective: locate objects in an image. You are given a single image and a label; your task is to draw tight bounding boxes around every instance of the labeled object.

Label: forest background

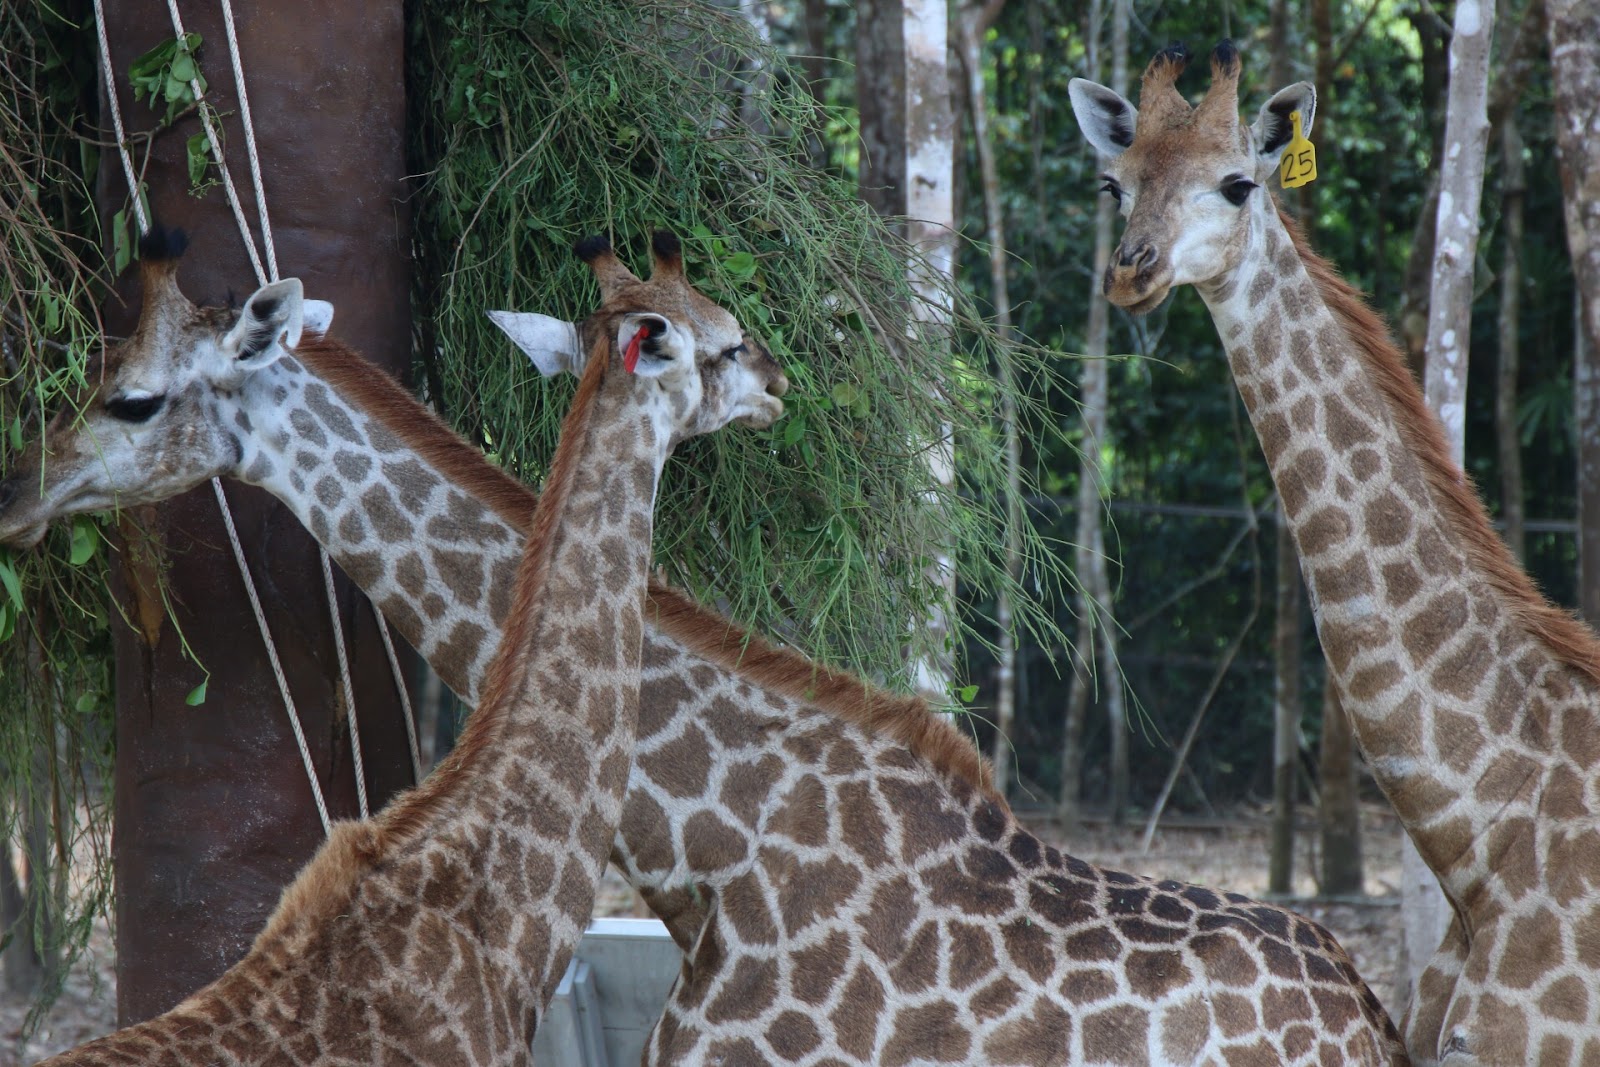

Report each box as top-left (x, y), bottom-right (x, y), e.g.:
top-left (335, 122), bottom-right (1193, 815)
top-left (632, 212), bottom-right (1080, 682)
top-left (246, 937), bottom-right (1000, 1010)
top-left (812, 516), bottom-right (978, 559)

top-left (0, 0), bottom-right (1595, 1044)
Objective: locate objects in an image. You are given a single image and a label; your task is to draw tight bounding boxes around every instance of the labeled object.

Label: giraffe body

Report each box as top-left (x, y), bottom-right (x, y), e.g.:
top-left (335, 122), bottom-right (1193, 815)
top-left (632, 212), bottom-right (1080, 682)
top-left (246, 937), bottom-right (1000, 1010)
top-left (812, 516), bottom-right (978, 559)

top-left (1070, 42), bottom-right (1600, 1067)
top-left (25, 230), bottom-right (785, 1066)
top-left (1, 236), bottom-right (1400, 1063)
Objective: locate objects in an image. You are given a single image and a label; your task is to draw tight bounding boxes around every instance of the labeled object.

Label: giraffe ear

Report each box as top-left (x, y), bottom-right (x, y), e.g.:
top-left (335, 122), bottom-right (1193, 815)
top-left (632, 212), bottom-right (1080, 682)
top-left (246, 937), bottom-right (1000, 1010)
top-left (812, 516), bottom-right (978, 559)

top-left (221, 278), bottom-right (304, 372)
top-left (301, 299), bottom-right (334, 339)
top-left (488, 310), bottom-right (583, 378)
top-left (618, 312), bottom-right (689, 379)
top-left (1068, 79), bottom-right (1138, 158)
top-left (1252, 83), bottom-right (1316, 161)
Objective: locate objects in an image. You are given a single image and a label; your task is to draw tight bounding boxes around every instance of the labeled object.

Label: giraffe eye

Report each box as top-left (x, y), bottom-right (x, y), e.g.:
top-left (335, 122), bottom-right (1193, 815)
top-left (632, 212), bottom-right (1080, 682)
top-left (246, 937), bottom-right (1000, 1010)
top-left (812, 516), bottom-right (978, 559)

top-left (721, 344), bottom-right (746, 362)
top-left (1099, 177), bottom-right (1123, 203)
top-left (105, 394), bottom-right (165, 423)
top-left (1221, 178), bottom-right (1257, 206)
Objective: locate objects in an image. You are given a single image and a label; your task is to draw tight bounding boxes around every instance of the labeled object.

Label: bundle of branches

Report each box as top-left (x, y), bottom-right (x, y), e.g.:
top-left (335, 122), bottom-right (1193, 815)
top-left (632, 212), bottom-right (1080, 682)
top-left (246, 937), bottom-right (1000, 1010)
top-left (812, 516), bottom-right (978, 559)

top-left (0, 1), bottom-right (115, 1025)
top-left (408, 0), bottom-right (1069, 691)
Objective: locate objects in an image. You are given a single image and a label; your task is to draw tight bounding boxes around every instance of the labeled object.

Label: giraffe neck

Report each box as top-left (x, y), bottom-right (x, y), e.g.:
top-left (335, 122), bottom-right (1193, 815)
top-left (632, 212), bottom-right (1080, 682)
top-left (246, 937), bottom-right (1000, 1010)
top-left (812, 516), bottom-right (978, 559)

top-left (1196, 204), bottom-right (1598, 905)
top-left (228, 340), bottom-right (529, 704)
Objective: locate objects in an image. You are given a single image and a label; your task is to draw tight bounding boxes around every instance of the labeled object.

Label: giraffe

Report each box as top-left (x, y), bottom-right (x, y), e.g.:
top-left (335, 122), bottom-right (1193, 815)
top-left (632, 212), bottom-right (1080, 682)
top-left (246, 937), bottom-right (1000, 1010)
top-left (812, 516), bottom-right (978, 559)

top-left (26, 227), bottom-right (787, 1067)
top-left (1069, 40), bottom-right (1600, 1067)
top-left (2, 234), bottom-right (1403, 1066)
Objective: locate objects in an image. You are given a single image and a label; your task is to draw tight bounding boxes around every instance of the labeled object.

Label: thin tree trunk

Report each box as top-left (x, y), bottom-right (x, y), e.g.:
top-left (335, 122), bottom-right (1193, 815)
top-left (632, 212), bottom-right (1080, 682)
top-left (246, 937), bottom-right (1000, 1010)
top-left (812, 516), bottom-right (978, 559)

top-left (1269, 506), bottom-right (1302, 895)
top-left (955, 0), bottom-right (1013, 793)
top-left (98, 0), bottom-right (415, 1023)
top-left (1497, 119), bottom-right (1526, 562)
top-left (1318, 681), bottom-right (1363, 894)
top-left (1402, 0), bottom-right (1497, 1004)
top-left (1548, 0), bottom-right (1600, 624)
top-left (801, 0), bottom-right (830, 169)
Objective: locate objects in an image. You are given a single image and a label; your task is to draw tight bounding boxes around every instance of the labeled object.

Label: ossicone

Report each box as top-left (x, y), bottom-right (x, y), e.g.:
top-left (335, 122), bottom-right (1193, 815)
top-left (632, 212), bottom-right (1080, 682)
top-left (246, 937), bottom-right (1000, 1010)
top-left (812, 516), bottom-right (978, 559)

top-left (139, 224), bottom-right (189, 264)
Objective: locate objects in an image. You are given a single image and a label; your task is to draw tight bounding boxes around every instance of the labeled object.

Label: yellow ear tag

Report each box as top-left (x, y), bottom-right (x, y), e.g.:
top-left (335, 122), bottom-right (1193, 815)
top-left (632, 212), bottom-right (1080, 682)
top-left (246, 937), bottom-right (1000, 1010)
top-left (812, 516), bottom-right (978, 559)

top-left (1279, 110), bottom-right (1317, 189)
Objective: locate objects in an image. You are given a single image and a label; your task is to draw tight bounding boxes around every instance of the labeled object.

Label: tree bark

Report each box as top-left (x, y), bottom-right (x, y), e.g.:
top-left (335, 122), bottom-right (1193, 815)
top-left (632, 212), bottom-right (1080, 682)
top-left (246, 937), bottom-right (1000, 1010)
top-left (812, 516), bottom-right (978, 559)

top-left (858, 0), bottom-right (959, 704)
top-left (1497, 116), bottom-right (1526, 562)
top-left (97, 0), bottom-right (415, 1024)
top-left (1548, 0), bottom-right (1600, 624)
top-left (1269, 505), bottom-right (1302, 896)
top-left (1402, 0), bottom-right (1497, 1003)
top-left (1318, 681), bottom-right (1363, 894)
top-left (954, 0), bottom-right (1013, 793)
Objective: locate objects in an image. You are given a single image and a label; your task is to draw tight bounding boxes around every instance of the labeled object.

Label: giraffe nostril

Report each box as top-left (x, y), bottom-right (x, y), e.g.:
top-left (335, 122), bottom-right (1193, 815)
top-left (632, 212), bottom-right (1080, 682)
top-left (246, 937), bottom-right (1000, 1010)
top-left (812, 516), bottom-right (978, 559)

top-left (1116, 240), bottom-right (1159, 271)
top-left (768, 372), bottom-right (790, 399)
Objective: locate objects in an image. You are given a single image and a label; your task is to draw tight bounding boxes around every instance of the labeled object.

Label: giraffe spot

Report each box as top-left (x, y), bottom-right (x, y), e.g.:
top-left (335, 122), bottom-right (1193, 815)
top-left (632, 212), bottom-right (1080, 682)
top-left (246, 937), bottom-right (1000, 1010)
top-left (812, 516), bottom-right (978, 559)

top-left (1008, 833), bottom-right (1042, 869)
top-left (771, 774), bottom-right (831, 846)
top-left (830, 964), bottom-right (885, 1058)
top-left (683, 810), bottom-right (747, 873)
top-left (1381, 559), bottom-right (1422, 606)
top-left (1002, 918), bottom-right (1056, 983)
top-left (1540, 1035), bottom-right (1575, 1065)
top-left (882, 1002), bottom-right (969, 1066)
top-left (1147, 893), bottom-right (1192, 925)
top-left (1400, 589), bottom-right (1470, 666)
top-left (1212, 991), bottom-right (1258, 1036)
top-left (1062, 925), bottom-right (1122, 962)
top-left (1348, 446), bottom-right (1381, 480)
top-left (1289, 395), bottom-right (1318, 433)
top-left (243, 454), bottom-right (274, 483)
top-left (1363, 488), bottom-right (1411, 547)
top-left (378, 595), bottom-right (423, 647)
top-left (366, 421), bottom-right (405, 454)
top-left (639, 723), bottom-right (712, 798)
top-left (295, 449), bottom-right (320, 471)
top-left (1106, 885), bottom-right (1149, 915)
top-left (1220, 1037), bottom-right (1278, 1066)
top-left (1028, 876), bottom-right (1097, 929)
top-left (338, 510), bottom-right (366, 545)
top-left (356, 483), bottom-right (411, 546)
top-left (1193, 931), bottom-right (1259, 987)
top-left (792, 929), bottom-right (851, 1005)
top-left (289, 470), bottom-right (306, 494)
top-left (925, 857), bottom-right (1018, 917)
top-left (1309, 553), bottom-right (1374, 605)
top-left (1499, 907), bottom-right (1563, 989)
top-left (638, 672), bottom-right (694, 738)
top-left (340, 551), bottom-right (384, 590)
top-left (1248, 273), bottom-right (1275, 311)
top-left (1431, 708), bottom-right (1485, 775)
top-left (289, 408), bottom-right (328, 447)
top-left (1538, 974), bottom-right (1589, 1022)
top-left (1081, 1003), bottom-right (1151, 1066)
top-left (1060, 967), bottom-right (1117, 1005)
top-left (1434, 634), bottom-right (1496, 702)
top-left (946, 920), bottom-right (997, 990)
top-left (380, 458), bottom-right (439, 514)
top-left (720, 755), bottom-right (786, 828)
top-left (304, 383), bottom-right (364, 443)
top-left (971, 975), bottom-right (1023, 1021)
top-left (1416, 525), bottom-right (1462, 577)
top-left (434, 621), bottom-right (487, 692)
top-left (1127, 949), bottom-right (1190, 1001)
top-left (1255, 411), bottom-right (1292, 469)
top-left (973, 800), bottom-right (1007, 841)
top-left (706, 956), bottom-right (777, 1024)
top-left (1474, 753), bottom-right (1539, 807)
top-left (1181, 885), bottom-right (1220, 910)
top-left (1260, 984), bottom-right (1312, 1030)
top-left (1322, 395), bottom-right (1378, 452)
top-left (394, 552), bottom-right (427, 597)
top-left (421, 592), bottom-right (448, 620)
top-left (1115, 916), bottom-right (1185, 945)
top-left (838, 781), bottom-right (891, 864)
top-left (980, 997), bottom-right (1070, 1067)
top-left (427, 493), bottom-right (512, 546)
top-left (1296, 506), bottom-right (1352, 557)
top-left (767, 852), bottom-right (861, 935)
top-left (862, 876), bottom-right (916, 959)
top-left (889, 922), bottom-right (940, 993)
top-left (1310, 987), bottom-right (1359, 1031)
top-left (967, 845), bottom-right (1017, 884)
top-left (487, 556), bottom-right (516, 622)
top-left (331, 451), bottom-right (371, 483)
top-left (767, 1010), bottom-right (821, 1061)
top-left (1158, 993), bottom-right (1209, 1063)
top-left (880, 779), bottom-right (968, 860)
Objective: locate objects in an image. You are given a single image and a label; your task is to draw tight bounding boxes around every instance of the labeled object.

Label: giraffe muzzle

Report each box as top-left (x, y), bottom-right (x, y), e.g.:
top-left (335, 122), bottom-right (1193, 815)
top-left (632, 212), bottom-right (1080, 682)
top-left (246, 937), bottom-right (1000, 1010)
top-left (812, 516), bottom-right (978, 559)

top-left (1104, 240), bottom-right (1173, 315)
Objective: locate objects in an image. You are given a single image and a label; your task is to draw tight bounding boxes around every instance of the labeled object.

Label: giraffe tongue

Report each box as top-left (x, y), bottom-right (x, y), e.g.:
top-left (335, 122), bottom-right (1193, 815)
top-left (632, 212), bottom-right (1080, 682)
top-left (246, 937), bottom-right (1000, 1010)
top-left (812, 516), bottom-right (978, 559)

top-left (623, 326), bottom-right (649, 374)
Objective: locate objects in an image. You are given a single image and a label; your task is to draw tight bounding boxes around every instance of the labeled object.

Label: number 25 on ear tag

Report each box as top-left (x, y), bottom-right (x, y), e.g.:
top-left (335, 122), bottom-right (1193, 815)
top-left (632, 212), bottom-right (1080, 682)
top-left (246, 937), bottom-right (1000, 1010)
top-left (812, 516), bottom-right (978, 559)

top-left (1279, 110), bottom-right (1317, 189)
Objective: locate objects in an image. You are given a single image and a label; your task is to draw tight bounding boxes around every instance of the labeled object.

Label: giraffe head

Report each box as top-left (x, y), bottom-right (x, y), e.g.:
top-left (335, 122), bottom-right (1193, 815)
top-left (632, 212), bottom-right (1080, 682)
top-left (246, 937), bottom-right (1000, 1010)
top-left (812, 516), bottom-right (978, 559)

top-left (1068, 41), bottom-right (1316, 312)
top-left (489, 231), bottom-right (788, 446)
top-left (0, 228), bottom-right (333, 548)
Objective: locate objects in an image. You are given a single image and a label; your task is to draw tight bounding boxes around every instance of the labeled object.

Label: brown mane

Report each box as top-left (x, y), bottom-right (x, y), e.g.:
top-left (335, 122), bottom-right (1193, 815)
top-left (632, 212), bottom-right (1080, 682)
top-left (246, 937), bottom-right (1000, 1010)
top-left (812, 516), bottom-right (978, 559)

top-left (1280, 206), bottom-right (1600, 684)
top-left (290, 334), bottom-right (997, 798)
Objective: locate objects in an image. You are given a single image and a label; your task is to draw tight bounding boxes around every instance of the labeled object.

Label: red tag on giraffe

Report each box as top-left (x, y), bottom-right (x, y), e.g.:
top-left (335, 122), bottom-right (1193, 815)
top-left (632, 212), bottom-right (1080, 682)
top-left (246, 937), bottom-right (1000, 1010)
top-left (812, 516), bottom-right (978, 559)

top-left (623, 326), bottom-right (648, 374)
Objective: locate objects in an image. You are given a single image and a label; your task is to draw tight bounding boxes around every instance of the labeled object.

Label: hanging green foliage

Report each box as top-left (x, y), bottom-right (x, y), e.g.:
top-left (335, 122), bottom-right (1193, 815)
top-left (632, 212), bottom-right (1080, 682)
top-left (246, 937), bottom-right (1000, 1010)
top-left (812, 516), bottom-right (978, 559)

top-left (0, 0), bottom-right (116, 1031)
top-left (407, 0), bottom-right (1071, 695)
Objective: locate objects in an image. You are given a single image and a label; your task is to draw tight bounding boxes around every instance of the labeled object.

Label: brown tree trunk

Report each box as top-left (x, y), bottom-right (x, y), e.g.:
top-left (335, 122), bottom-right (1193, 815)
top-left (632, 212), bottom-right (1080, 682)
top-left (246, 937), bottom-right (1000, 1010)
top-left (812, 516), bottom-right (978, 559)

top-left (801, 0), bottom-right (830, 170)
top-left (97, 0), bottom-right (415, 1024)
top-left (1498, 119), bottom-right (1526, 562)
top-left (954, 0), bottom-right (1013, 793)
top-left (1318, 681), bottom-right (1363, 894)
top-left (1269, 508), bottom-right (1302, 895)
top-left (1549, 0), bottom-right (1600, 624)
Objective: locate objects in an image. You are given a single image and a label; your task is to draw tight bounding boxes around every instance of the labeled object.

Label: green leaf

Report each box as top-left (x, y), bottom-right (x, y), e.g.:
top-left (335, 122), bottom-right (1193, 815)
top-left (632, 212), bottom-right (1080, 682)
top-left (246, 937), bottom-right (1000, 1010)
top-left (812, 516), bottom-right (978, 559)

top-left (8, 415), bottom-right (22, 453)
top-left (723, 250), bottom-right (756, 280)
top-left (186, 133), bottom-right (211, 187)
top-left (0, 554), bottom-right (22, 614)
top-left (830, 382), bottom-right (860, 408)
top-left (112, 208), bottom-right (132, 275)
top-left (69, 520), bottom-right (98, 566)
top-left (185, 679), bottom-right (209, 706)
top-left (75, 692), bottom-right (98, 714)
top-left (0, 603), bottom-right (11, 644)
top-left (169, 53), bottom-right (197, 82)
top-left (957, 685), bottom-right (979, 703)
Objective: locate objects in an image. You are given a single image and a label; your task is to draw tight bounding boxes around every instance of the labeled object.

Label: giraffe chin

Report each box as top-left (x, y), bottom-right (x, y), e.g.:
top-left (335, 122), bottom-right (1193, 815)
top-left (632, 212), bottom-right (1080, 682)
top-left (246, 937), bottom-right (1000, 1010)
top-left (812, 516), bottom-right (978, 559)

top-left (1109, 284), bottom-right (1172, 316)
top-left (0, 520), bottom-right (48, 550)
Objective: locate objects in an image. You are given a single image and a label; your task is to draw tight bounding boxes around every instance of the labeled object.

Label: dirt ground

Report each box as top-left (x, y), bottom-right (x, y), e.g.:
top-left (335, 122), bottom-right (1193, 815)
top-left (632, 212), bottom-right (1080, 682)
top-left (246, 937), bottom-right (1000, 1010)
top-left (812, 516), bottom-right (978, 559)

top-left (1, 806), bottom-right (1406, 1065)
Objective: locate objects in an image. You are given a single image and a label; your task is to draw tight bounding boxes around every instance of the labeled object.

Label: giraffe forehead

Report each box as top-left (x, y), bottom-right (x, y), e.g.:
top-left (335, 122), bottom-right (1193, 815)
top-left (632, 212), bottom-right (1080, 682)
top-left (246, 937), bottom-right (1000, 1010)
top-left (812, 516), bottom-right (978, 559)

top-left (1120, 123), bottom-right (1247, 187)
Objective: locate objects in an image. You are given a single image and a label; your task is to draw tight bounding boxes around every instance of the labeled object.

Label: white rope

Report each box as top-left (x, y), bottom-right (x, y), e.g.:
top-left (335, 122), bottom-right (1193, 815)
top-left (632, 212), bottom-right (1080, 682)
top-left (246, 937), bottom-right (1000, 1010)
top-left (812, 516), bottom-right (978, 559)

top-left (378, 616), bottom-right (424, 784)
top-left (320, 552), bottom-right (369, 818)
top-left (216, 0), bottom-right (277, 281)
top-left (91, 0), bottom-right (147, 234)
top-left (213, 482), bottom-right (332, 832)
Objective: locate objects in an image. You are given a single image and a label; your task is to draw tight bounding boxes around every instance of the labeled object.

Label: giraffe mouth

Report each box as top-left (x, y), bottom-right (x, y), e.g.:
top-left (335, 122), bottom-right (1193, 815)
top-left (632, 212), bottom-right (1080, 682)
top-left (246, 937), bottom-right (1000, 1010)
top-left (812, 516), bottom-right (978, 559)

top-left (1104, 263), bottom-right (1173, 316)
